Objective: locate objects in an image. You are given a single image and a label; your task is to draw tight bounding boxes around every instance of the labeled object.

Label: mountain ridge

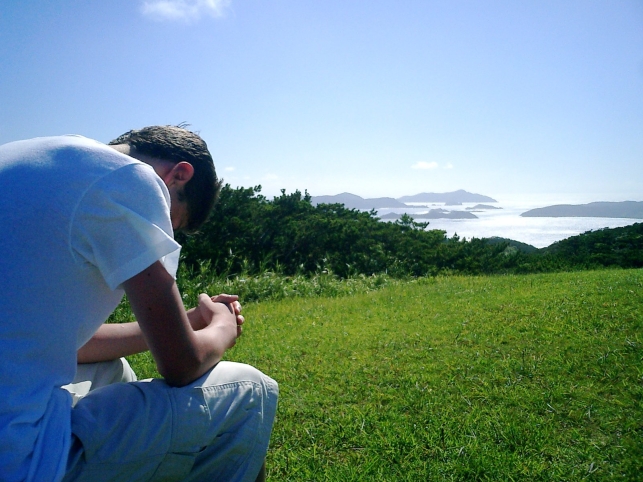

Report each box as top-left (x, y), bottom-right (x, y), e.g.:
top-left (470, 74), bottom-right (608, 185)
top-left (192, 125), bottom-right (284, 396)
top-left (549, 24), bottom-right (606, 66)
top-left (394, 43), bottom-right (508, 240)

top-left (311, 190), bottom-right (496, 210)
top-left (397, 189), bottom-right (497, 204)
top-left (310, 192), bottom-right (407, 209)
top-left (521, 201), bottom-right (643, 219)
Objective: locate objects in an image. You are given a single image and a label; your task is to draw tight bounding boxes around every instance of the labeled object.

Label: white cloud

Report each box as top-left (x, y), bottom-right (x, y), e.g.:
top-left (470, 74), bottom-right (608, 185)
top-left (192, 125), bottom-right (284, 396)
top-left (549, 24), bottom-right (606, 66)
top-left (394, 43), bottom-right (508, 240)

top-left (140, 0), bottom-right (230, 22)
top-left (444, 162), bottom-right (454, 169)
top-left (264, 173), bottom-right (279, 180)
top-left (411, 161), bottom-right (439, 170)
top-left (224, 166), bottom-right (235, 172)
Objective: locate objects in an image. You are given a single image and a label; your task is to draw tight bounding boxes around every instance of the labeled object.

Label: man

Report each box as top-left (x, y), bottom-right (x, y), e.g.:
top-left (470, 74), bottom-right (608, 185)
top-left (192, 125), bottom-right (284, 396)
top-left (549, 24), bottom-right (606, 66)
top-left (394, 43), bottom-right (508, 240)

top-left (0, 126), bottom-right (278, 481)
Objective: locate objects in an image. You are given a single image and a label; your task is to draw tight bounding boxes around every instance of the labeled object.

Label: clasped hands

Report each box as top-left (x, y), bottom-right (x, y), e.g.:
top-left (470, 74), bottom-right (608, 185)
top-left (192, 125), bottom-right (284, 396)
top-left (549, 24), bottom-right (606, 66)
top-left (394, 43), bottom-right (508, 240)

top-left (187, 293), bottom-right (244, 342)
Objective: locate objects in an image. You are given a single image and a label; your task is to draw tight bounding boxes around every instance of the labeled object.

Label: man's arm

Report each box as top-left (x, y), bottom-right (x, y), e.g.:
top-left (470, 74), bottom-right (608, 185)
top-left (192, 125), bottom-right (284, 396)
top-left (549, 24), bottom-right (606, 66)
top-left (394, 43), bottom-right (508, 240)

top-left (121, 260), bottom-right (238, 387)
top-left (77, 294), bottom-right (244, 364)
top-left (77, 322), bottom-right (147, 363)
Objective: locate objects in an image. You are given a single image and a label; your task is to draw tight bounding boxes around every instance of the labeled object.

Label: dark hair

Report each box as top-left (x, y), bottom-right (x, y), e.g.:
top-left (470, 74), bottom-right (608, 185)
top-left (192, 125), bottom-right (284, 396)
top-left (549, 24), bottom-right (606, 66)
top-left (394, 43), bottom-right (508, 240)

top-left (109, 125), bottom-right (221, 232)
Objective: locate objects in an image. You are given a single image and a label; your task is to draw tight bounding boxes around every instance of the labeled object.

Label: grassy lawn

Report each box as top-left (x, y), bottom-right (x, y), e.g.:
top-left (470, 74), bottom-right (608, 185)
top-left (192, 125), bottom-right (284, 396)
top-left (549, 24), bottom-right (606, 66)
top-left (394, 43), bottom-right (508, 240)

top-left (127, 269), bottom-right (643, 480)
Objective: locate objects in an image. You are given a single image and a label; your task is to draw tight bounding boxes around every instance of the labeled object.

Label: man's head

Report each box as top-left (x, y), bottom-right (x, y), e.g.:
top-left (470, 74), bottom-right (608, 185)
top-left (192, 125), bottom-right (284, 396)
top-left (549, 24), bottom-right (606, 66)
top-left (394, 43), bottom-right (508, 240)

top-left (109, 125), bottom-right (221, 232)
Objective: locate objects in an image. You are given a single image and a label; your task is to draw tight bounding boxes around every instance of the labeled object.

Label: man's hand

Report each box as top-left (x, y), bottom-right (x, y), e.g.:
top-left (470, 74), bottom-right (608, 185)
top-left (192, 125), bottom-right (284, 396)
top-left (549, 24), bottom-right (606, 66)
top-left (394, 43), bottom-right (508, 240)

top-left (187, 293), bottom-right (244, 337)
top-left (211, 293), bottom-right (244, 338)
top-left (191, 294), bottom-right (239, 349)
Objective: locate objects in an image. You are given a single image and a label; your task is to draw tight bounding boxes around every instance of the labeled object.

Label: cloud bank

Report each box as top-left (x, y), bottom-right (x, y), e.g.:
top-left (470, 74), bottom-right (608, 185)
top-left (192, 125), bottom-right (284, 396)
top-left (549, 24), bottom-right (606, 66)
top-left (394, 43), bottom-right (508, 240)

top-left (140, 0), bottom-right (231, 22)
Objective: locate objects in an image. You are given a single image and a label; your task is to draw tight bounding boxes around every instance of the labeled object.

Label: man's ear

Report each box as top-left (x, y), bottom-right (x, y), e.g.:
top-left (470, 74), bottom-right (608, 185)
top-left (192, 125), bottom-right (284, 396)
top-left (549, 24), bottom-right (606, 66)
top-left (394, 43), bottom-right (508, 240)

top-left (164, 161), bottom-right (194, 187)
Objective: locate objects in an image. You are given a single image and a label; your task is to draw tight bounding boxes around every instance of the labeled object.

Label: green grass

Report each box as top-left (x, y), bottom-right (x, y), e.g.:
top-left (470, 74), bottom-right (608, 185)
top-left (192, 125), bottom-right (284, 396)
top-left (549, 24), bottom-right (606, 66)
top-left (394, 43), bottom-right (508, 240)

top-left (125, 269), bottom-right (643, 480)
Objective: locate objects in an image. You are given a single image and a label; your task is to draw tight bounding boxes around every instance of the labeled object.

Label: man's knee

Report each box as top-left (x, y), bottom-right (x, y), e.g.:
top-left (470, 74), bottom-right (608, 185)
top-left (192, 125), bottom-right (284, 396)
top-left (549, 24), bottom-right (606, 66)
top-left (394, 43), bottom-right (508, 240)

top-left (200, 361), bottom-right (279, 417)
top-left (207, 362), bottom-right (278, 392)
top-left (186, 363), bottom-right (278, 481)
top-left (191, 361), bottom-right (279, 444)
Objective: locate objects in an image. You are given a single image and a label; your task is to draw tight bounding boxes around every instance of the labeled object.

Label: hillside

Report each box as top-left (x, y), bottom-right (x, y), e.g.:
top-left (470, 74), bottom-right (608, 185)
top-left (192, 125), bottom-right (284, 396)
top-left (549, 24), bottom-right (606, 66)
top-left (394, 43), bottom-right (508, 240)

top-left (521, 201), bottom-right (643, 219)
top-left (126, 269), bottom-right (643, 480)
top-left (484, 236), bottom-right (538, 254)
top-left (539, 222), bottom-right (643, 268)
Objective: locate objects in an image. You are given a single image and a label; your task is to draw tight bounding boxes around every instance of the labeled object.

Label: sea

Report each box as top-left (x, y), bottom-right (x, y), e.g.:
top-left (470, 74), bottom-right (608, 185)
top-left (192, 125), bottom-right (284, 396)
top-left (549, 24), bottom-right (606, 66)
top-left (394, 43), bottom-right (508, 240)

top-left (375, 194), bottom-right (643, 249)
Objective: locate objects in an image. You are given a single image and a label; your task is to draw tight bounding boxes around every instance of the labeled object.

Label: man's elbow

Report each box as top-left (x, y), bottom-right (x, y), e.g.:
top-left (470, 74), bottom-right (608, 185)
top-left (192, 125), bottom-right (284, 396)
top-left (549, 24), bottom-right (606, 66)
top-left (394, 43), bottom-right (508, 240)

top-left (156, 355), bottom-right (218, 387)
top-left (158, 366), bottom-right (201, 387)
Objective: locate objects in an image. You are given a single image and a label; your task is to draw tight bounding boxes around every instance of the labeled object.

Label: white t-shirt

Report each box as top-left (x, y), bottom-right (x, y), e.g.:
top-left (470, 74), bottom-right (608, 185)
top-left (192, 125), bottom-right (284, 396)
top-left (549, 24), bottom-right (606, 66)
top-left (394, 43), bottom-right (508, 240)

top-left (0, 135), bottom-right (181, 481)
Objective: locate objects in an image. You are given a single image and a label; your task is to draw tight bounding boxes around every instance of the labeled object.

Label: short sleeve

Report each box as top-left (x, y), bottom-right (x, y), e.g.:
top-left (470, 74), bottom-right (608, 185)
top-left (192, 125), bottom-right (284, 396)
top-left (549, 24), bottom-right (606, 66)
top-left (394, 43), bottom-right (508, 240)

top-left (70, 162), bottom-right (181, 290)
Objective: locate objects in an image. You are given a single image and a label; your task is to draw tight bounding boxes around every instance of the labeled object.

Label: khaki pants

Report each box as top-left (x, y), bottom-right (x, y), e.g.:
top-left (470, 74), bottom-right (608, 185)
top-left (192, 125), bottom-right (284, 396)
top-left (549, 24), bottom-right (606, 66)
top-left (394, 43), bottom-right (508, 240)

top-left (62, 360), bottom-right (278, 482)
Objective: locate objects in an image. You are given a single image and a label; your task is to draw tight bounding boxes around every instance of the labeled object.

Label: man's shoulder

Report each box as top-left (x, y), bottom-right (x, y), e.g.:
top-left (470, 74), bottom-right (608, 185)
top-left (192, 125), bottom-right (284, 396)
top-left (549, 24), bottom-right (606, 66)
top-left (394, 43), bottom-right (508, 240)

top-left (1, 134), bottom-right (158, 214)
top-left (1, 134), bottom-right (133, 169)
top-left (2, 134), bottom-right (100, 151)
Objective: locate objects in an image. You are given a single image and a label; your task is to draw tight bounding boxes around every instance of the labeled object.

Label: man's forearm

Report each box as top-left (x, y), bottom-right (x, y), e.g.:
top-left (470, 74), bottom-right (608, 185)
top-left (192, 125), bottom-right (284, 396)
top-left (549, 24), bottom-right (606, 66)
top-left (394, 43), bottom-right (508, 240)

top-left (77, 322), bottom-right (148, 363)
top-left (123, 262), bottom-right (239, 387)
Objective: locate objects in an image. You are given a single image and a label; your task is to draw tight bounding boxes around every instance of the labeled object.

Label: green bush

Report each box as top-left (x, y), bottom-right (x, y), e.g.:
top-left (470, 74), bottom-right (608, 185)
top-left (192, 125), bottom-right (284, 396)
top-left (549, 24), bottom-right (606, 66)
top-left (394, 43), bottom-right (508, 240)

top-left (177, 185), bottom-right (643, 279)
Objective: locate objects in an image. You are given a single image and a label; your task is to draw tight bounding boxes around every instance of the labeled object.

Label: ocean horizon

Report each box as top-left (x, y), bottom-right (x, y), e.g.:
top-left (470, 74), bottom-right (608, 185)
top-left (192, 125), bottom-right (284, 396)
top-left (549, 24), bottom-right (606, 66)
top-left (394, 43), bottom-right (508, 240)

top-left (375, 194), bottom-right (643, 249)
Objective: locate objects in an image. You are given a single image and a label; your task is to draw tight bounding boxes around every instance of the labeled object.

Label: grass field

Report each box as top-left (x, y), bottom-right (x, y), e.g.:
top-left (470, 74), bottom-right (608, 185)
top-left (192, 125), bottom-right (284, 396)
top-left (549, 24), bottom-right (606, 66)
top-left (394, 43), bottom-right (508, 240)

top-left (126, 269), bottom-right (643, 480)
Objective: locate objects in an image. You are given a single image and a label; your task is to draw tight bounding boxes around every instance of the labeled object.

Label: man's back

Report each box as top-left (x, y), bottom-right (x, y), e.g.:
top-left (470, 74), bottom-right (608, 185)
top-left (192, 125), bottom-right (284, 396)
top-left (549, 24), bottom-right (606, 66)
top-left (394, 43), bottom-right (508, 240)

top-left (0, 135), bottom-right (178, 481)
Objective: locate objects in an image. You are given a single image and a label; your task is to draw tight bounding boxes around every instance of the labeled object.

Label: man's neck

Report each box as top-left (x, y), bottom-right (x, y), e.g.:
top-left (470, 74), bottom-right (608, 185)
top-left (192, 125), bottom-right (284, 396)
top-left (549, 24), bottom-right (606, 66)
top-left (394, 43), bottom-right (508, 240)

top-left (109, 144), bottom-right (173, 179)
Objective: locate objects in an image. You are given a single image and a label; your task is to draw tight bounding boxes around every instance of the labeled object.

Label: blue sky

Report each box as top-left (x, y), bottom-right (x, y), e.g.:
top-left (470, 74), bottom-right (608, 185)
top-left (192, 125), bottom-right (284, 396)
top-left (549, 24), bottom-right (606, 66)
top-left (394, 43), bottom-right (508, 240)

top-left (1, 0), bottom-right (641, 202)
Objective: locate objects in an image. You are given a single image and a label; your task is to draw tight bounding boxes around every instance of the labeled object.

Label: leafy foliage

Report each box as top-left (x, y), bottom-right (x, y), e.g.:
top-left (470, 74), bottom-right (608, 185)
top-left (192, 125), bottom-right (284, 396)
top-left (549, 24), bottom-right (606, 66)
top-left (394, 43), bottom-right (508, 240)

top-left (178, 185), bottom-right (643, 279)
top-left (178, 185), bottom-right (519, 278)
top-left (542, 223), bottom-right (643, 268)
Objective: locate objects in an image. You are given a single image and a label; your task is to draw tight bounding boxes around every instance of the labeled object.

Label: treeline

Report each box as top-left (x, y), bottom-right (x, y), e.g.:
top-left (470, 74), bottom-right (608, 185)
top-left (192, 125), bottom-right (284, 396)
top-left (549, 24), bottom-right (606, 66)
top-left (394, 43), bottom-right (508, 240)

top-left (541, 223), bottom-right (643, 268)
top-left (177, 185), bottom-right (643, 278)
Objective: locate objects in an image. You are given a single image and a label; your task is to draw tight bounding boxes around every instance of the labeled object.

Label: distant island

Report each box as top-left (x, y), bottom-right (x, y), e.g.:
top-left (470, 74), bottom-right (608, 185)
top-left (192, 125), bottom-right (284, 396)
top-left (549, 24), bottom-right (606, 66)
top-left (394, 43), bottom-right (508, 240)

top-left (521, 201), bottom-right (643, 219)
top-left (311, 189), bottom-right (496, 210)
top-left (397, 190), bottom-right (497, 204)
top-left (380, 209), bottom-right (478, 220)
top-left (310, 193), bottom-right (407, 209)
top-left (466, 204), bottom-right (502, 211)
